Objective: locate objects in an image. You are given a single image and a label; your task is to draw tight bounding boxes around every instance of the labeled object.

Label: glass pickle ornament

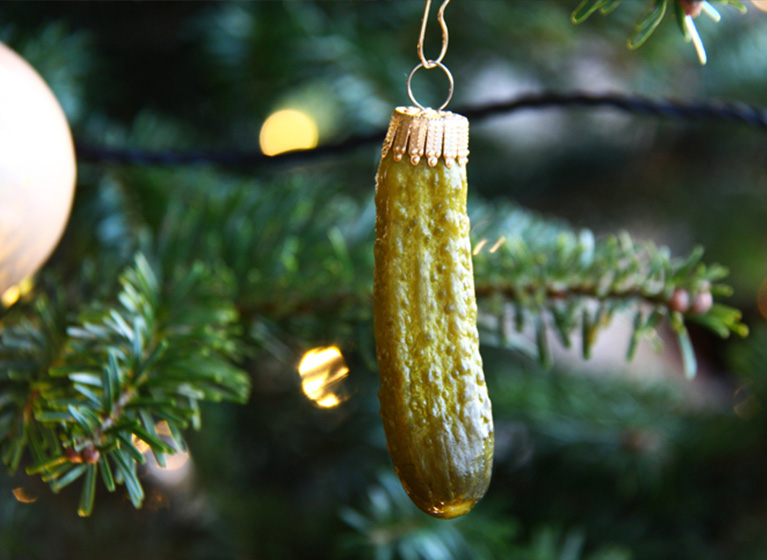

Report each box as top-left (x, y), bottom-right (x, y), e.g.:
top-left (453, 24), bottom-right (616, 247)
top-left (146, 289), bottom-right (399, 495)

top-left (374, 106), bottom-right (494, 519)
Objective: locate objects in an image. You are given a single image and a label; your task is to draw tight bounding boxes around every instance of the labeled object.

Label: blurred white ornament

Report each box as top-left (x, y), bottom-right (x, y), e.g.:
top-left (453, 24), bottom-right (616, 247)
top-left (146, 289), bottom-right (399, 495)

top-left (0, 41), bottom-right (76, 299)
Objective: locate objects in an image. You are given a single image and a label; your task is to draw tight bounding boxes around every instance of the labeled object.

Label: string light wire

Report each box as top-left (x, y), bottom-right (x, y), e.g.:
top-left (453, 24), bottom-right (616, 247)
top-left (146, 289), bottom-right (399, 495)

top-left (75, 91), bottom-right (767, 168)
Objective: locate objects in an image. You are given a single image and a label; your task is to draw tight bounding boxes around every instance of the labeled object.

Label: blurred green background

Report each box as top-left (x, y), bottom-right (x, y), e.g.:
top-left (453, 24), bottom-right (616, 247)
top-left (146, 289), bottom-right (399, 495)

top-left (2, 1), bottom-right (767, 559)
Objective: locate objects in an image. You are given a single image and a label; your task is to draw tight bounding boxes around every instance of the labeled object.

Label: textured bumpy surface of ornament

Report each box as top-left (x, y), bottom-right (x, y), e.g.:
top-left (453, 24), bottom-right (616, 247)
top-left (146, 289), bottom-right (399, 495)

top-left (374, 106), bottom-right (493, 519)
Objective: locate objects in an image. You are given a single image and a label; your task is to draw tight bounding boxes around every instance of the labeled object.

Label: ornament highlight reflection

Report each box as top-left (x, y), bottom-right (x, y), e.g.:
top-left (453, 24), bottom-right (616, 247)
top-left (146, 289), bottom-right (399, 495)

top-left (259, 109), bottom-right (319, 156)
top-left (148, 449), bottom-right (191, 487)
top-left (133, 421), bottom-right (194, 487)
top-left (298, 346), bottom-right (349, 408)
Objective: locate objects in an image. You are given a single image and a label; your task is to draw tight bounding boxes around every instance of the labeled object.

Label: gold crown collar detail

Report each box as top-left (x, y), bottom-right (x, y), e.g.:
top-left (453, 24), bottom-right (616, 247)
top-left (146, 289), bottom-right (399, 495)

top-left (381, 106), bottom-right (469, 168)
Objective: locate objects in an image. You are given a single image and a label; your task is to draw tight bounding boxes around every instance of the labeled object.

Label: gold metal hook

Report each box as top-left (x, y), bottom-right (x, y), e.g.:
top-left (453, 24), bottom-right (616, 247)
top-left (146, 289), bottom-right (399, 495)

top-left (407, 61), bottom-right (454, 111)
top-left (417, 0), bottom-right (451, 69)
top-left (408, 0), bottom-right (454, 110)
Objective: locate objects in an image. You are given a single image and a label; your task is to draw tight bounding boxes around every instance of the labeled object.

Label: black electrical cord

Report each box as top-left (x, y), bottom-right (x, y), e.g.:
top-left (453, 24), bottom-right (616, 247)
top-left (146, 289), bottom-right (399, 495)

top-left (74, 91), bottom-right (767, 168)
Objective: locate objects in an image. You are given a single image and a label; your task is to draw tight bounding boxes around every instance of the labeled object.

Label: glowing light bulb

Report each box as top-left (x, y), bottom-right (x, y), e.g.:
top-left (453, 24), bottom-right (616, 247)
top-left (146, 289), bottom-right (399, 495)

top-left (259, 109), bottom-right (319, 156)
top-left (298, 346), bottom-right (349, 408)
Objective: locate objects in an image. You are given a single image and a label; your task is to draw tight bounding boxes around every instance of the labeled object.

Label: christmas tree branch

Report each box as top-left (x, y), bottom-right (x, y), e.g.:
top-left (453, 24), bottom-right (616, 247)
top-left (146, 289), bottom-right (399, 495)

top-left (182, 175), bottom-right (746, 373)
top-left (0, 174), bottom-right (747, 515)
top-left (226, 190), bottom-right (745, 377)
top-left (471, 204), bottom-right (746, 373)
top-left (341, 472), bottom-right (624, 560)
top-left (1, 254), bottom-right (250, 516)
top-left (572, 0), bottom-right (747, 64)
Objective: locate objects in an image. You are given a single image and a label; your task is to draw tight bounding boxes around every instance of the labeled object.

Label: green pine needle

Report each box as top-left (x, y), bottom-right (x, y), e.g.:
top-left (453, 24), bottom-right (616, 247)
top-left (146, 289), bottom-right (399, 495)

top-left (570, 0), bottom-right (748, 54)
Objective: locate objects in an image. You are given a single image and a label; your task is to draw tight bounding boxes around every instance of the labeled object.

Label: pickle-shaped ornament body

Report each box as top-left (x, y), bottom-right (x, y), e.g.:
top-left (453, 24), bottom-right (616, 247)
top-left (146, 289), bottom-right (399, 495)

top-left (374, 107), bottom-right (493, 519)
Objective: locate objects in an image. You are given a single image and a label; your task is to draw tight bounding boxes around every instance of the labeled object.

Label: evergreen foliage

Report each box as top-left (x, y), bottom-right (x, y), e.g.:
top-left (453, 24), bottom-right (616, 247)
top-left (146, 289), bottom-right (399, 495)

top-left (572, 0), bottom-right (747, 52)
top-left (1, 2), bottom-right (766, 559)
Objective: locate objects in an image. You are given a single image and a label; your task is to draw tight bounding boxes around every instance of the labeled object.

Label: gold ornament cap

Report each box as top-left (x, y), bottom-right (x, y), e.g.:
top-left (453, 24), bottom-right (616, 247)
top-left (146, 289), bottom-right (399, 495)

top-left (381, 106), bottom-right (469, 168)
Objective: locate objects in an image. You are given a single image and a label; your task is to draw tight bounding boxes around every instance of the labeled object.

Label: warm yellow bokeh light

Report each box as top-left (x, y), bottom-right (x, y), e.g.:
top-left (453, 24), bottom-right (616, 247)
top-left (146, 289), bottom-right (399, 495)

top-left (160, 450), bottom-right (190, 471)
top-left (259, 109), bottom-right (319, 156)
top-left (316, 394), bottom-right (342, 408)
top-left (131, 433), bottom-right (151, 455)
top-left (148, 449), bottom-right (192, 487)
top-left (489, 236), bottom-right (506, 254)
top-left (12, 487), bottom-right (37, 503)
top-left (134, 420), bottom-right (193, 486)
top-left (1, 276), bottom-right (34, 308)
top-left (753, 0), bottom-right (767, 13)
top-left (298, 346), bottom-right (349, 408)
top-left (473, 237), bottom-right (507, 256)
top-left (472, 239), bottom-right (488, 256)
top-left (1, 285), bottom-right (20, 307)
top-left (155, 420), bottom-right (172, 436)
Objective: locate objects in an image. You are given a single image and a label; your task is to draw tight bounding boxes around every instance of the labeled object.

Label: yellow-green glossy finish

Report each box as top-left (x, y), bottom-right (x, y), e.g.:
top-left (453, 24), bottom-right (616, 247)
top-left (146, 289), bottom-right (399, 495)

top-left (374, 153), bottom-right (494, 519)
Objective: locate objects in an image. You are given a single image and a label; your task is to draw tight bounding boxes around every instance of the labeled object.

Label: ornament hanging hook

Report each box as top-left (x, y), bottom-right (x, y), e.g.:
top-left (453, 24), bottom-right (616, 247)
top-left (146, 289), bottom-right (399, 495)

top-left (417, 0), bottom-right (451, 69)
top-left (407, 0), bottom-right (454, 111)
top-left (407, 62), bottom-right (454, 111)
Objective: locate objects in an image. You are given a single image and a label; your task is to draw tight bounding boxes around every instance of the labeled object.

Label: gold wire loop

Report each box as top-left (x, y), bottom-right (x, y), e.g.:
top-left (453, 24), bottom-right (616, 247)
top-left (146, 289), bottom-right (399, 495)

top-left (408, 0), bottom-right (454, 110)
top-left (417, 0), bottom-right (451, 69)
top-left (407, 60), bottom-right (454, 111)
